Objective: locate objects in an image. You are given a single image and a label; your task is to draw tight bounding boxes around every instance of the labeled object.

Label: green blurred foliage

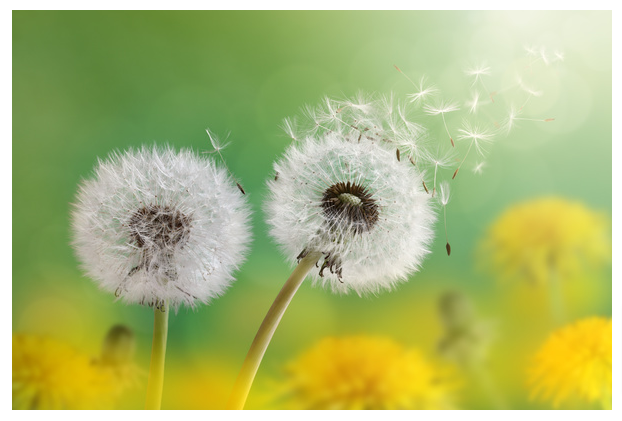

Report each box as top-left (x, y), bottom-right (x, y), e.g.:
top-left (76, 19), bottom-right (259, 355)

top-left (13, 11), bottom-right (611, 409)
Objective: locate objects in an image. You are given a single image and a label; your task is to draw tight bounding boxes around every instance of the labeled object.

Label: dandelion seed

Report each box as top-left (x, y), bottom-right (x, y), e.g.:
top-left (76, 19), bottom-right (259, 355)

top-left (517, 76), bottom-right (543, 110)
top-left (466, 91), bottom-right (480, 114)
top-left (282, 117), bottom-right (299, 141)
top-left (427, 147), bottom-right (455, 196)
top-left (402, 75), bottom-right (439, 106)
top-left (424, 101), bottom-right (460, 147)
top-left (439, 181), bottom-right (451, 256)
top-left (465, 63), bottom-right (496, 102)
top-left (204, 128), bottom-right (246, 194)
top-left (473, 161), bottom-right (486, 175)
top-left (452, 121), bottom-right (494, 179)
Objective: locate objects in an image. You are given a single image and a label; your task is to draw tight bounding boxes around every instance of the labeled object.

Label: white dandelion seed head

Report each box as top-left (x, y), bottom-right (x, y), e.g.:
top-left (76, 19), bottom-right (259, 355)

top-left (71, 144), bottom-right (252, 310)
top-left (266, 133), bottom-right (436, 295)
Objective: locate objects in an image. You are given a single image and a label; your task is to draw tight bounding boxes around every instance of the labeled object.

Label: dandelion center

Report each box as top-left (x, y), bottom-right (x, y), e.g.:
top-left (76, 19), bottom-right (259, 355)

top-left (128, 205), bottom-right (192, 250)
top-left (321, 181), bottom-right (379, 233)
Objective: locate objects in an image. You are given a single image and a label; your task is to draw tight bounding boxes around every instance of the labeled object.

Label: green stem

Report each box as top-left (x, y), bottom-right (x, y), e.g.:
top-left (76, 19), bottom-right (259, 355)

top-left (227, 252), bottom-right (322, 410)
top-left (547, 268), bottom-right (565, 326)
top-left (145, 301), bottom-right (169, 410)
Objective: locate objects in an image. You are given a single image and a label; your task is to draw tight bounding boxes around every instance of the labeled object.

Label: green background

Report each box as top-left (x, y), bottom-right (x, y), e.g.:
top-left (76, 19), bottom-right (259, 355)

top-left (13, 10), bottom-right (612, 409)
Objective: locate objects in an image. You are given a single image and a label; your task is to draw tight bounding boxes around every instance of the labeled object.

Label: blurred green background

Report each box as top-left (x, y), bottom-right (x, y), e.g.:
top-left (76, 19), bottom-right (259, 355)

top-left (13, 10), bottom-right (611, 409)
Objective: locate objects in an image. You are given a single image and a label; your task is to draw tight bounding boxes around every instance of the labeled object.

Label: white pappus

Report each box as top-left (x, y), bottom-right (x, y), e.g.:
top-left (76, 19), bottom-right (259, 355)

top-left (71, 144), bottom-right (252, 310)
top-left (266, 133), bottom-right (436, 295)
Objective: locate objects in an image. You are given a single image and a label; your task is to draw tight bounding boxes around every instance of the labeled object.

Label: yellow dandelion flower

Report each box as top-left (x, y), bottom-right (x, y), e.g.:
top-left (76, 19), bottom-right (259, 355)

top-left (528, 317), bottom-right (612, 409)
top-left (480, 197), bottom-right (610, 285)
top-left (12, 328), bottom-right (139, 410)
top-left (279, 335), bottom-right (457, 410)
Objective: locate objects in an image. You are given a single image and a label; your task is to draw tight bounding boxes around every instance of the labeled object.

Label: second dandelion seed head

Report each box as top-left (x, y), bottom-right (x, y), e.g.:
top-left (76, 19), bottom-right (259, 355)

top-left (266, 131), bottom-right (435, 295)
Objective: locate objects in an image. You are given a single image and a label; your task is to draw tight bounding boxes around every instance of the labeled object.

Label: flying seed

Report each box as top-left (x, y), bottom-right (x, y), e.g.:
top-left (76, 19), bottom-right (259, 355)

top-left (236, 183), bottom-right (246, 195)
top-left (446, 242), bottom-right (451, 256)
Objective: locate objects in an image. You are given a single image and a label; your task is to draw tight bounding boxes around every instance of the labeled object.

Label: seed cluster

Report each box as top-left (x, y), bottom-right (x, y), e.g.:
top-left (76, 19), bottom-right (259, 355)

top-left (128, 205), bottom-right (192, 250)
top-left (321, 181), bottom-right (379, 234)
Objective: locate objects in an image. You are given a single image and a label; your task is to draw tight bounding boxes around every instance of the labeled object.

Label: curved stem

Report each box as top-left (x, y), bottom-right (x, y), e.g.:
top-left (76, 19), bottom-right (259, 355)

top-left (145, 301), bottom-right (169, 410)
top-left (227, 252), bottom-right (322, 410)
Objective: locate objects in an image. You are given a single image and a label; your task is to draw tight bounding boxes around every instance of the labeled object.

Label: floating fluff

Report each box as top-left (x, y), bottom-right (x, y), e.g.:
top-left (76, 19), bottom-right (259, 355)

top-left (266, 133), bottom-right (435, 295)
top-left (71, 145), bottom-right (252, 309)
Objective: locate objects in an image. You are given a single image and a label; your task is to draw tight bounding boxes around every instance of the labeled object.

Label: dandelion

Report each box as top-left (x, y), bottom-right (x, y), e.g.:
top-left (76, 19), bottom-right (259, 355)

top-left (424, 100), bottom-right (460, 147)
top-left (529, 317), bottom-right (612, 409)
top-left (428, 147), bottom-right (455, 197)
top-left (439, 181), bottom-right (451, 256)
top-left (228, 96), bottom-right (435, 409)
top-left (267, 134), bottom-right (434, 291)
top-left (404, 75), bottom-right (439, 106)
top-left (278, 335), bottom-right (456, 409)
top-left (479, 197), bottom-right (611, 324)
top-left (464, 62), bottom-right (496, 102)
top-left (452, 121), bottom-right (494, 179)
top-left (466, 91), bottom-right (480, 114)
top-left (71, 144), bottom-right (251, 409)
top-left (517, 76), bottom-right (543, 110)
top-left (12, 326), bottom-right (139, 409)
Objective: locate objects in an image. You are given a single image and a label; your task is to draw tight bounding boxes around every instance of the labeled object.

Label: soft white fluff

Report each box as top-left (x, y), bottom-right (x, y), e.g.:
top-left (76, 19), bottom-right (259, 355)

top-left (71, 145), bottom-right (252, 309)
top-left (266, 133), bottom-right (435, 295)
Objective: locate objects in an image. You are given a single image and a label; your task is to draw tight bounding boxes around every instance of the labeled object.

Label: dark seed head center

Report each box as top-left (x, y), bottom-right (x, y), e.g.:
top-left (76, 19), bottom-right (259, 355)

top-left (128, 204), bottom-right (192, 249)
top-left (321, 181), bottom-right (379, 233)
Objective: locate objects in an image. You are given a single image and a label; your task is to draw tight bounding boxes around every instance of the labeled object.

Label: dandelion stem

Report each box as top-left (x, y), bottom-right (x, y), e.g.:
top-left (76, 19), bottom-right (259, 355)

top-left (145, 301), bottom-right (169, 410)
top-left (547, 268), bottom-right (566, 326)
top-left (441, 113), bottom-right (454, 147)
top-left (453, 140), bottom-right (475, 179)
top-left (227, 252), bottom-right (323, 410)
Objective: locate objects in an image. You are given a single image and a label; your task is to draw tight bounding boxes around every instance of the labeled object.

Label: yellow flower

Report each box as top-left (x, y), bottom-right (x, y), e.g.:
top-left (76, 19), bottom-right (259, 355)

top-left (12, 329), bottom-right (139, 410)
top-left (278, 335), bottom-right (457, 410)
top-left (480, 197), bottom-right (610, 285)
top-left (528, 317), bottom-right (612, 408)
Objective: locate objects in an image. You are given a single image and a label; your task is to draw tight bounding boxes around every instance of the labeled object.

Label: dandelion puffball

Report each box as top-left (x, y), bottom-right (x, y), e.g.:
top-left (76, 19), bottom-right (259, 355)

top-left (71, 145), bottom-right (251, 309)
top-left (266, 133), bottom-right (435, 295)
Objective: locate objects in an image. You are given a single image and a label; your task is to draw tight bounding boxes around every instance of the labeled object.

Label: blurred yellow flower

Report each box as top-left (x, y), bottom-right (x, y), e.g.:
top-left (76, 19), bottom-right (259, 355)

top-left (278, 335), bottom-right (457, 410)
top-left (12, 328), bottom-right (139, 410)
top-left (529, 317), bottom-right (612, 409)
top-left (480, 197), bottom-right (610, 285)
